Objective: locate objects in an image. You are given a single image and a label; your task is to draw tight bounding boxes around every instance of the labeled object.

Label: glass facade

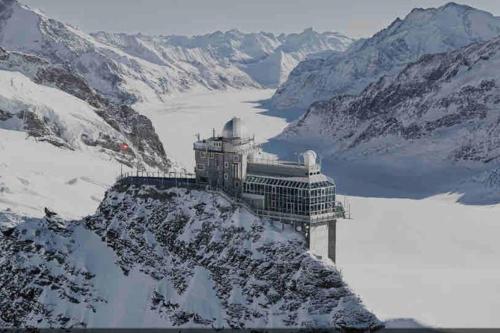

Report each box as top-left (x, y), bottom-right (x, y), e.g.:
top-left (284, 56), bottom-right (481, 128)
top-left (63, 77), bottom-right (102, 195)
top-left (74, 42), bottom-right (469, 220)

top-left (243, 175), bottom-right (335, 216)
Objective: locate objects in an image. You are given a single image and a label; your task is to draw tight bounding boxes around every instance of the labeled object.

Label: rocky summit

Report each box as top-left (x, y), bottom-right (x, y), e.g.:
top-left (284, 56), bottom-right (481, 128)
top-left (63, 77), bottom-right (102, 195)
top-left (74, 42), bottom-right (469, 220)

top-left (0, 184), bottom-right (381, 329)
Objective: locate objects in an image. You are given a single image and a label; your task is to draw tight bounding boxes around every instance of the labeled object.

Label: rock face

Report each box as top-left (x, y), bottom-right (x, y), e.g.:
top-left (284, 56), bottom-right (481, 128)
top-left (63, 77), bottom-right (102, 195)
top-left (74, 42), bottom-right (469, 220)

top-left (272, 2), bottom-right (500, 110)
top-left (0, 184), bottom-right (381, 329)
top-left (0, 0), bottom-right (352, 105)
top-left (282, 35), bottom-right (500, 165)
top-left (0, 48), bottom-right (170, 170)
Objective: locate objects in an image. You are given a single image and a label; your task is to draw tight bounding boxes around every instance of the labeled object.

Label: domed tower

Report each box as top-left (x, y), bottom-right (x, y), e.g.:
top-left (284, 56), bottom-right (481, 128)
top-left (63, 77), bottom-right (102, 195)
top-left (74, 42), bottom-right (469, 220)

top-left (194, 117), bottom-right (257, 195)
top-left (302, 150), bottom-right (317, 169)
top-left (222, 117), bottom-right (248, 140)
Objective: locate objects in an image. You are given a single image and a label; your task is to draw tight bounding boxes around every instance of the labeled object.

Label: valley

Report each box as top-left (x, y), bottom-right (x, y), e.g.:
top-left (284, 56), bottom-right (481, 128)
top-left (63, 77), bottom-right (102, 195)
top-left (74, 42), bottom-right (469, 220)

top-left (1, 0), bottom-right (500, 328)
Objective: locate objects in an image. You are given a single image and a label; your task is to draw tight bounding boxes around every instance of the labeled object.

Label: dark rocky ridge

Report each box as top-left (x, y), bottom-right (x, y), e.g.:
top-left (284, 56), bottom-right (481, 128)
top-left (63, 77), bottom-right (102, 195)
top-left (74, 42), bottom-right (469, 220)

top-left (285, 35), bottom-right (500, 164)
top-left (0, 184), bottom-right (382, 329)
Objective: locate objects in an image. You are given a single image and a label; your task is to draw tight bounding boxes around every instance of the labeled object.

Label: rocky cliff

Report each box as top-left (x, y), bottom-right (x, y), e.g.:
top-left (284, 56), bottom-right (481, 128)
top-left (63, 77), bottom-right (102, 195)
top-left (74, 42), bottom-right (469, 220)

top-left (0, 184), bottom-right (382, 329)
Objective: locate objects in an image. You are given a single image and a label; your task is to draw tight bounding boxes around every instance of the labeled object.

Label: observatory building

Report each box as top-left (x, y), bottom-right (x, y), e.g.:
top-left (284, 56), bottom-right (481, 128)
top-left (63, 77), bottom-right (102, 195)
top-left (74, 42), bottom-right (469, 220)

top-left (194, 117), bottom-right (338, 261)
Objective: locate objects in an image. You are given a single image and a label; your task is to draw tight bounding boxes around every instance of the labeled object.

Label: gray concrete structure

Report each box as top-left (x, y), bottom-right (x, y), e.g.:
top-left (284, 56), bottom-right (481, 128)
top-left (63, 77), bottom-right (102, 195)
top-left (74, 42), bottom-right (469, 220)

top-left (194, 117), bottom-right (339, 262)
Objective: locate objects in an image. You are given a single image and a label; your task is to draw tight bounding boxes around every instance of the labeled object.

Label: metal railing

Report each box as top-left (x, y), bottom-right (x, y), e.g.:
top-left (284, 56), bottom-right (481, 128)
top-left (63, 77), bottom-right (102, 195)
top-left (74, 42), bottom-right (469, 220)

top-left (118, 171), bottom-right (195, 180)
top-left (117, 174), bottom-right (198, 188)
top-left (253, 209), bottom-right (336, 224)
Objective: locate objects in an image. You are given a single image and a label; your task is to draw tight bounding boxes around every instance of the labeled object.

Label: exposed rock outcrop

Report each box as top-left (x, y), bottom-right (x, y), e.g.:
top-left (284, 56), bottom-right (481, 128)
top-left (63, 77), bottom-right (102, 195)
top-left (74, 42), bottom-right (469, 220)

top-left (0, 185), bottom-right (382, 329)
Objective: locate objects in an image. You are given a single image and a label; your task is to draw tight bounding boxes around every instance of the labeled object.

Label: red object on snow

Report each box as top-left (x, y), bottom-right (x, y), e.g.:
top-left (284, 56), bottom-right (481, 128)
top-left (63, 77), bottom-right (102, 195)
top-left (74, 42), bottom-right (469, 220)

top-left (119, 143), bottom-right (129, 151)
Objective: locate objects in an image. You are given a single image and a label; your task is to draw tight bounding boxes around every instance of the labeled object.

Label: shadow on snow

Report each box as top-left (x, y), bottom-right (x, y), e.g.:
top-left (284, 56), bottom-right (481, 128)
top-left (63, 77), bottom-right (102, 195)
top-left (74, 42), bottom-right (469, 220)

top-left (245, 97), bottom-right (500, 206)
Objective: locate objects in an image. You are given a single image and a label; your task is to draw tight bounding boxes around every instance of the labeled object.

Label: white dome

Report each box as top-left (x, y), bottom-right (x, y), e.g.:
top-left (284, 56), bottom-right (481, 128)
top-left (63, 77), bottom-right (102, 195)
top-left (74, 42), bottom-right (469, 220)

top-left (222, 117), bottom-right (247, 139)
top-left (302, 150), bottom-right (317, 168)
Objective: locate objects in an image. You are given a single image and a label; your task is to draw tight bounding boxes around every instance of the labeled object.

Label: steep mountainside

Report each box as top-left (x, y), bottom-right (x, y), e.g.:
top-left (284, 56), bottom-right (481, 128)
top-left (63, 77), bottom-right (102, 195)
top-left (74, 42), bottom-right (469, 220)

top-left (0, 0), bottom-right (352, 105)
top-left (272, 2), bottom-right (500, 110)
top-left (0, 48), bottom-right (169, 170)
top-left (93, 28), bottom-right (353, 89)
top-left (0, 184), bottom-right (381, 329)
top-left (282, 35), bottom-right (500, 167)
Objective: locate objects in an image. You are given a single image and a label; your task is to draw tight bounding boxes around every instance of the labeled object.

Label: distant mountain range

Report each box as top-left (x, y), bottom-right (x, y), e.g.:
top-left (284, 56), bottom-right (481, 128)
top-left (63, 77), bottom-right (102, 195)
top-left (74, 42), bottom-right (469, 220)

top-left (0, 0), bottom-right (352, 105)
top-left (93, 28), bottom-right (352, 94)
top-left (272, 2), bottom-right (500, 110)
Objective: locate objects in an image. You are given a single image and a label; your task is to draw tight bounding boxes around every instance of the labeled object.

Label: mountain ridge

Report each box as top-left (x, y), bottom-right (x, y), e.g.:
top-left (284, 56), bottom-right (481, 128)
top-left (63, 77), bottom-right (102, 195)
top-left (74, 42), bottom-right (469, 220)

top-left (280, 34), bottom-right (500, 183)
top-left (271, 2), bottom-right (500, 111)
top-left (0, 0), bottom-right (353, 105)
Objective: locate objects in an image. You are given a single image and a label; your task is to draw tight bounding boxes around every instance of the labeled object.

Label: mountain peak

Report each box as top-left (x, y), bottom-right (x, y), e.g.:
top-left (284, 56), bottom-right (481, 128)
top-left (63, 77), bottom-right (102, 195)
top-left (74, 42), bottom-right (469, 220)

top-left (440, 1), bottom-right (475, 11)
top-left (405, 1), bottom-right (487, 19)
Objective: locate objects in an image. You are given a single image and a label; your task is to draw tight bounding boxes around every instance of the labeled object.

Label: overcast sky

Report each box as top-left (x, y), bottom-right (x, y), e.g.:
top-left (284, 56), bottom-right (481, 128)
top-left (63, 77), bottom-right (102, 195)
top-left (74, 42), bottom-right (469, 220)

top-left (21, 0), bottom-right (500, 38)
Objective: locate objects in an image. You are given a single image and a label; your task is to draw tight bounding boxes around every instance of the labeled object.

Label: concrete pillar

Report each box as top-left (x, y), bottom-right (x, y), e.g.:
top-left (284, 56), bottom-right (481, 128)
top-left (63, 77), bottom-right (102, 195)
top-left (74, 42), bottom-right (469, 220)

top-left (328, 220), bottom-right (336, 262)
top-left (309, 219), bottom-right (336, 263)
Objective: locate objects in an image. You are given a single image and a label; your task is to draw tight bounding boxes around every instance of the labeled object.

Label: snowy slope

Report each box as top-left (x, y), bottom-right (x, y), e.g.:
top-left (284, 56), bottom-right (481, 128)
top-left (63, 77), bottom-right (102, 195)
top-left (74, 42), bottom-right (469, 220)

top-left (0, 128), bottom-right (125, 219)
top-left (93, 28), bottom-right (353, 89)
top-left (0, 184), bottom-right (382, 329)
top-left (272, 2), bottom-right (500, 110)
top-left (0, 47), bottom-right (172, 218)
top-left (0, 70), bottom-right (127, 150)
top-left (0, 68), bottom-right (137, 218)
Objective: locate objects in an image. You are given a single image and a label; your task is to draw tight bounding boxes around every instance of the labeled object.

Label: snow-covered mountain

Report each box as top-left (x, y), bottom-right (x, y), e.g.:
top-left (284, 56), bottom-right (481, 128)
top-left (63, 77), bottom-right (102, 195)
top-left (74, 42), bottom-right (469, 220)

top-left (0, 47), bottom-right (173, 218)
top-left (0, 184), bottom-right (382, 329)
top-left (93, 28), bottom-right (353, 90)
top-left (281, 34), bottom-right (500, 168)
top-left (272, 2), bottom-right (500, 110)
top-left (0, 0), bottom-right (352, 105)
top-left (0, 48), bottom-right (168, 169)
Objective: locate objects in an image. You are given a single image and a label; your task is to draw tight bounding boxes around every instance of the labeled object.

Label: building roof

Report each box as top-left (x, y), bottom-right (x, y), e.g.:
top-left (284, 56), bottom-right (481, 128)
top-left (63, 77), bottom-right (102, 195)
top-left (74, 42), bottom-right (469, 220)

top-left (245, 173), bottom-right (335, 189)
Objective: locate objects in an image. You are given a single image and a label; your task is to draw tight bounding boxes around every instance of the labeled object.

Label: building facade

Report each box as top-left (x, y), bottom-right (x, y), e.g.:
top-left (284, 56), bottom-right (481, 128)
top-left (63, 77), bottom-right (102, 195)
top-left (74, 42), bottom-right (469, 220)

top-left (194, 117), bottom-right (338, 261)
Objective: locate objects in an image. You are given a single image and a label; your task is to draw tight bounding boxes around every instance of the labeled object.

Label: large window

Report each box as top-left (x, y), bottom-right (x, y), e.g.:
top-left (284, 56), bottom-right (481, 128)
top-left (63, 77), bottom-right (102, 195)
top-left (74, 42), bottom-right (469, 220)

top-left (243, 175), bottom-right (335, 217)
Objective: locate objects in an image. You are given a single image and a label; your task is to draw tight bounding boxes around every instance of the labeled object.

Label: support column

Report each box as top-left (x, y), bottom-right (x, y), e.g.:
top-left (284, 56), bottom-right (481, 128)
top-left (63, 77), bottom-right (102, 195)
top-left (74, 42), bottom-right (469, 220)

top-left (308, 220), bottom-right (335, 262)
top-left (328, 219), bottom-right (336, 262)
